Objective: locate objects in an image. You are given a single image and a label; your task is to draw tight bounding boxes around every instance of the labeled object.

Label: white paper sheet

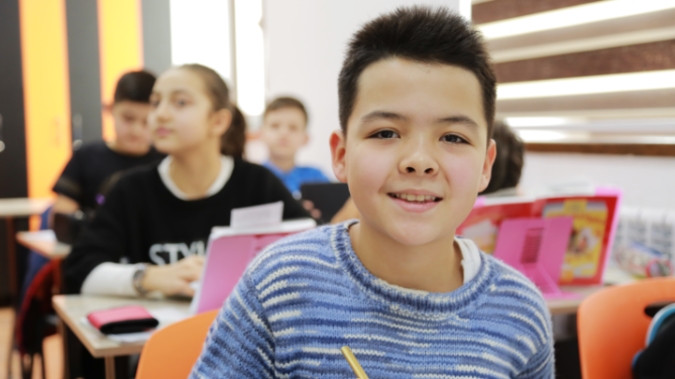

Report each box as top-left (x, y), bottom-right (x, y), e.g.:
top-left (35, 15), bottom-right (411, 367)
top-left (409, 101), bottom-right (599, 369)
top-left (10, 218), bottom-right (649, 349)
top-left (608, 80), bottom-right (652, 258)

top-left (230, 201), bottom-right (283, 230)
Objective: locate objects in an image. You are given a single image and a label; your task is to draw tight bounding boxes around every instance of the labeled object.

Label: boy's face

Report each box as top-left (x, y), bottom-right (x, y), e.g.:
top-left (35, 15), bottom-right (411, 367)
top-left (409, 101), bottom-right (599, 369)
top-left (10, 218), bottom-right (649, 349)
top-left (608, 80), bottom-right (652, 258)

top-left (260, 107), bottom-right (308, 161)
top-left (331, 58), bottom-right (496, 247)
top-left (111, 101), bottom-right (153, 155)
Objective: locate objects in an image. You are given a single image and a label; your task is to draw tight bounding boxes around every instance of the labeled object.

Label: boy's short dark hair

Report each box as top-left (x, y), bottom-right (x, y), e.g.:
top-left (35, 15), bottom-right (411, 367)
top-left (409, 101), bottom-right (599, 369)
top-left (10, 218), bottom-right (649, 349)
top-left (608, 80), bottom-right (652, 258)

top-left (113, 70), bottom-right (156, 104)
top-left (264, 96), bottom-right (309, 125)
top-left (338, 6), bottom-right (496, 140)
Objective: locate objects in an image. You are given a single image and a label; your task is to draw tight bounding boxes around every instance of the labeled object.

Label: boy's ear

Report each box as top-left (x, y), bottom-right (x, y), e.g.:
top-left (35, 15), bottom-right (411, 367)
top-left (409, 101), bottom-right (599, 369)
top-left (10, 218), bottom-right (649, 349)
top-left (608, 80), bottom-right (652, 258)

top-left (478, 139), bottom-right (497, 192)
top-left (330, 130), bottom-right (348, 183)
top-left (211, 108), bottom-right (232, 136)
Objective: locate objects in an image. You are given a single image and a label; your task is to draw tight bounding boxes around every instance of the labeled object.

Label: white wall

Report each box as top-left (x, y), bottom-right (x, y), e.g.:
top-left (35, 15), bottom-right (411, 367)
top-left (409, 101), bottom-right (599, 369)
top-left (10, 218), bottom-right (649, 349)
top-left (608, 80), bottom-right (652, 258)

top-left (262, 0), bottom-right (465, 178)
top-left (169, 0), bottom-right (232, 83)
top-left (521, 153), bottom-right (675, 210)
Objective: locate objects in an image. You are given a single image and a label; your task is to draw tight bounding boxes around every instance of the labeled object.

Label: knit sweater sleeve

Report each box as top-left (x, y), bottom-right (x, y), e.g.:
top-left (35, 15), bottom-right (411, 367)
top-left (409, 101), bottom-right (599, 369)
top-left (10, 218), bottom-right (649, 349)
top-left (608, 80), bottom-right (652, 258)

top-left (190, 272), bottom-right (275, 379)
top-left (517, 305), bottom-right (555, 378)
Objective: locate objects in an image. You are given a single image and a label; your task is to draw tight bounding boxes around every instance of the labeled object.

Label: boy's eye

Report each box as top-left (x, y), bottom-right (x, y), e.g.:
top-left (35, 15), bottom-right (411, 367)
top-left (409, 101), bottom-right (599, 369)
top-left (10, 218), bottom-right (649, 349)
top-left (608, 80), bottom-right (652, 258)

top-left (441, 134), bottom-right (467, 144)
top-left (371, 130), bottom-right (399, 139)
top-left (175, 99), bottom-right (188, 107)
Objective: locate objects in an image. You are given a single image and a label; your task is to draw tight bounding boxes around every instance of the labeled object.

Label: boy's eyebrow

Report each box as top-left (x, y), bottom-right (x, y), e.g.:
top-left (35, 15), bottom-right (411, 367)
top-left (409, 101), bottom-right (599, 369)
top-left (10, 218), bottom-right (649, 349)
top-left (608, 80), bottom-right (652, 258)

top-left (435, 115), bottom-right (479, 127)
top-left (361, 111), bottom-right (408, 123)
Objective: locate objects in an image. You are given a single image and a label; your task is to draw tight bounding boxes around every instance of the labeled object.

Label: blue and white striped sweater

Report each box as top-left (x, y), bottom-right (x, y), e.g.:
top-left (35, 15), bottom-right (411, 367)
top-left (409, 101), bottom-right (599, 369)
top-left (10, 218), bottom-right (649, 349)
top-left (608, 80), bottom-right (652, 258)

top-left (191, 222), bottom-right (554, 378)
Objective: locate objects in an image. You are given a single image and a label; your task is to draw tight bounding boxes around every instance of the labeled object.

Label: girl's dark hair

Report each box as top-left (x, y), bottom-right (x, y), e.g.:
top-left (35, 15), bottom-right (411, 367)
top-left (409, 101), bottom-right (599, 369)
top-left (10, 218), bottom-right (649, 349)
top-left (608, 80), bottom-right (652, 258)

top-left (222, 104), bottom-right (247, 158)
top-left (338, 6), bottom-right (496, 140)
top-left (113, 70), bottom-right (156, 104)
top-left (178, 64), bottom-right (246, 158)
top-left (480, 121), bottom-right (524, 195)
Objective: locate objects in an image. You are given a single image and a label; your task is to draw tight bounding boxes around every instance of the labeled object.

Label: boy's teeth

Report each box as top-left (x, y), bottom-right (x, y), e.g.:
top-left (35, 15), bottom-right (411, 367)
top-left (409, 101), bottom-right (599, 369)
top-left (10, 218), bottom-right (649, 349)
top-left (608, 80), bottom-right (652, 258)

top-left (394, 193), bottom-right (436, 202)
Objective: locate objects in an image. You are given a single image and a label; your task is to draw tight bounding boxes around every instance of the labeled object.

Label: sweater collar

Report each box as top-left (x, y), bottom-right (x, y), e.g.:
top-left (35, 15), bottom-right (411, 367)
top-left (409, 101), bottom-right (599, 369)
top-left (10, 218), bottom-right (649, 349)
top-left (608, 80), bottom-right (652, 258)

top-left (331, 221), bottom-right (494, 318)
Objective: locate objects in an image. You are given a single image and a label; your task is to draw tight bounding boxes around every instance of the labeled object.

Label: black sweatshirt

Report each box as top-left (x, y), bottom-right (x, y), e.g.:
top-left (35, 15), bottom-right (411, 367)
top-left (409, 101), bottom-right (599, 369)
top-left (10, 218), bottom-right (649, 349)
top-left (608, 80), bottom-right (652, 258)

top-left (63, 158), bottom-right (310, 293)
top-left (53, 142), bottom-right (164, 215)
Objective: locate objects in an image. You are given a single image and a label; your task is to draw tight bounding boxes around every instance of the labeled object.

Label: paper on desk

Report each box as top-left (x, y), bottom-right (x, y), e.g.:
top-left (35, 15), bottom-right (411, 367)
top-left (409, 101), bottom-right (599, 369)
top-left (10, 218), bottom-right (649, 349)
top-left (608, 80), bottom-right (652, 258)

top-left (80, 307), bottom-right (192, 344)
top-left (230, 201), bottom-right (283, 230)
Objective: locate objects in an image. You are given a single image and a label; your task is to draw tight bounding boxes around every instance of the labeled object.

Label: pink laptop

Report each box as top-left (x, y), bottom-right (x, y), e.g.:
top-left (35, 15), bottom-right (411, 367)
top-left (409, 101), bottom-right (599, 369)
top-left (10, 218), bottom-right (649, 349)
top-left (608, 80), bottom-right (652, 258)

top-left (191, 218), bottom-right (316, 314)
top-left (493, 217), bottom-right (573, 299)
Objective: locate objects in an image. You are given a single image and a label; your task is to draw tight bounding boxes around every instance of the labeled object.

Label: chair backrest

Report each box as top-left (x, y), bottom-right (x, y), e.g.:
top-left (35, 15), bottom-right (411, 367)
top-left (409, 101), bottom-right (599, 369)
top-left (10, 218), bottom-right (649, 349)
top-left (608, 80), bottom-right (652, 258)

top-left (577, 277), bottom-right (675, 379)
top-left (136, 309), bottom-right (219, 379)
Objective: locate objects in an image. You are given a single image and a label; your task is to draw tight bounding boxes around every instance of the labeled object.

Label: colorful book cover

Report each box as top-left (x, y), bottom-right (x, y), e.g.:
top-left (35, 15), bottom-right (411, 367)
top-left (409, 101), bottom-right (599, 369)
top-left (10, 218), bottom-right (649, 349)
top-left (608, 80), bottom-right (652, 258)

top-left (542, 200), bottom-right (608, 284)
top-left (458, 189), bottom-right (621, 285)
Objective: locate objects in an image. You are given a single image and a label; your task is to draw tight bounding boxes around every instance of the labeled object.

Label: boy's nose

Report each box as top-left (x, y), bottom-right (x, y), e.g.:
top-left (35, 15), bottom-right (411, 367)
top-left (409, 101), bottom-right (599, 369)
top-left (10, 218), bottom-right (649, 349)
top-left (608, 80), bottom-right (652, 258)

top-left (399, 142), bottom-right (439, 176)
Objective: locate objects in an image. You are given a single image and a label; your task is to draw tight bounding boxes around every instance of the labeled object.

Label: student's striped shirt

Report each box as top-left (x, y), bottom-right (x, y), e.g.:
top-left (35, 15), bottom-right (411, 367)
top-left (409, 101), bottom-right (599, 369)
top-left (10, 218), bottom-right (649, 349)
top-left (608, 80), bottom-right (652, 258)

top-left (190, 222), bottom-right (554, 378)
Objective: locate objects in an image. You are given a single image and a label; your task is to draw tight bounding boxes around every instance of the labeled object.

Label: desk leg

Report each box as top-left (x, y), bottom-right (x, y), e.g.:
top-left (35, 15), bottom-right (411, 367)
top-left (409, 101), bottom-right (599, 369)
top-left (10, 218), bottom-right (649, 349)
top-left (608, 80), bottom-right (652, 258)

top-left (59, 318), bottom-right (80, 379)
top-left (5, 216), bottom-right (18, 302)
top-left (5, 216), bottom-right (16, 379)
top-left (104, 356), bottom-right (115, 379)
top-left (104, 356), bottom-right (129, 379)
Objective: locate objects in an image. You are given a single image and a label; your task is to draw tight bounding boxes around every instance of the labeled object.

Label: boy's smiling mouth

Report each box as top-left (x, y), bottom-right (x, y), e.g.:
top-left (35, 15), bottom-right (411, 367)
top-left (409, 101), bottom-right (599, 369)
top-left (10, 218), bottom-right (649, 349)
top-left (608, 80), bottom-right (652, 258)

top-left (388, 192), bottom-right (442, 203)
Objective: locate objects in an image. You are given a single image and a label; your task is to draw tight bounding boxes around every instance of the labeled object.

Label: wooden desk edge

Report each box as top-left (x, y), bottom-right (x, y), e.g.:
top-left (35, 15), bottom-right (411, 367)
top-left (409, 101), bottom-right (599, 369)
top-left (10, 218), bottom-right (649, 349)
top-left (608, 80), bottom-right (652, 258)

top-left (546, 285), bottom-right (605, 315)
top-left (16, 231), bottom-right (71, 259)
top-left (52, 296), bottom-right (146, 358)
top-left (0, 198), bottom-right (52, 217)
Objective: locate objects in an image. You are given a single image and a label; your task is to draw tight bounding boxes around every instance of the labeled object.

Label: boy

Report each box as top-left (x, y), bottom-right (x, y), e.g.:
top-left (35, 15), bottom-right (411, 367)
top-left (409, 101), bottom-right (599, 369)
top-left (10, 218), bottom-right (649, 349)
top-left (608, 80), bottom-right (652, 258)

top-left (261, 96), bottom-right (330, 198)
top-left (191, 7), bottom-right (554, 378)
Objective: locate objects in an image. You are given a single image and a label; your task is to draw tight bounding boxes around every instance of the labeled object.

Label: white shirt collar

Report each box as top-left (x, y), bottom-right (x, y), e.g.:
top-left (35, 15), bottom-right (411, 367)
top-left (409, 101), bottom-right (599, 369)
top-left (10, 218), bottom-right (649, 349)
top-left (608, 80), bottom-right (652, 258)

top-left (157, 155), bottom-right (234, 200)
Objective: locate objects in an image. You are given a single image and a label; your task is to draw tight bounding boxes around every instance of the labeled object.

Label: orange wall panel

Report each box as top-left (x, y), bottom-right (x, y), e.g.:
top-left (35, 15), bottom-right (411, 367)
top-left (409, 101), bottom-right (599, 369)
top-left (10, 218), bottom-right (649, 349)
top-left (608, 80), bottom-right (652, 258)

top-left (98, 0), bottom-right (144, 141)
top-left (19, 0), bottom-right (71, 201)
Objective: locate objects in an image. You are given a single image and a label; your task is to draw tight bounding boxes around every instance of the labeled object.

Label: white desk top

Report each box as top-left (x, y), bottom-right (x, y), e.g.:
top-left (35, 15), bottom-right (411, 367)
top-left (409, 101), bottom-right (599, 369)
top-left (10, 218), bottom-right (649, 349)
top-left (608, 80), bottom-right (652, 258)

top-left (0, 197), bottom-right (51, 218)
top-left (16, 230), bottom-right (71, 259)
top-left (53, 295), bottom-right (192, 358)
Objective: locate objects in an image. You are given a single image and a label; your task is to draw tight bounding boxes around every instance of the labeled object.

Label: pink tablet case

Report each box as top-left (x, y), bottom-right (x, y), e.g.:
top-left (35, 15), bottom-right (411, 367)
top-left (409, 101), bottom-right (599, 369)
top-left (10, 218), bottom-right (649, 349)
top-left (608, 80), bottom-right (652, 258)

top-left (194, 233), bottom-right (288, 314)
top-left (493, 216), bottom-right (574, 299)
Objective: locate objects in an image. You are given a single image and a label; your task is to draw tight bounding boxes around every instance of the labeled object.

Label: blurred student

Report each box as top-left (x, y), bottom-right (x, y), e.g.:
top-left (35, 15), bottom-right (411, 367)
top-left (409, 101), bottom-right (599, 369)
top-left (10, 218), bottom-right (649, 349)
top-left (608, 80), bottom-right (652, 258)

top-left (63, 64), bottom-right (309, 299)
top-left (479, 120), bottom-right (524, 196)
top-left (52, 70), bottom-right (163, 218)
top-left (191, 7), bottom-right (553, 378)
top-left (260, 96), bottom-right (329, 198)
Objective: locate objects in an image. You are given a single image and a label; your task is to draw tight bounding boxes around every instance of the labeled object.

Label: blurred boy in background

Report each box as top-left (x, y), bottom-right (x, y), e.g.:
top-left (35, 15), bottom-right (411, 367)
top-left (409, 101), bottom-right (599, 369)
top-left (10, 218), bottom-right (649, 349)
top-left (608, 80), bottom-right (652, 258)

top-left (52, 70), bottom-right (163, 218)
top-left (260, 96), bottom-right (329, 198)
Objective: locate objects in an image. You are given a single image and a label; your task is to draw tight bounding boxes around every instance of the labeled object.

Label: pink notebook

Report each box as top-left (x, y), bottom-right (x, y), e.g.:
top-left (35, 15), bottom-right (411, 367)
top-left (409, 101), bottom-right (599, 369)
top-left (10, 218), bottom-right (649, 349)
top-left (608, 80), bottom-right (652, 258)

top-left (191, 218), bottom-right (316, 314)
top-left (493, 217), bottom-right (574, 299)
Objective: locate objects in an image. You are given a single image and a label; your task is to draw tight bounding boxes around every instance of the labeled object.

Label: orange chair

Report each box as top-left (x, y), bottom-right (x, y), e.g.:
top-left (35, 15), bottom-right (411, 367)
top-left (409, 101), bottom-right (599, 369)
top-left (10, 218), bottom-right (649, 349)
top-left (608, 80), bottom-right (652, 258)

top-left (136, 309), bottom-right (219, 379)
top-left (577, 277), bottom-right (675, 379)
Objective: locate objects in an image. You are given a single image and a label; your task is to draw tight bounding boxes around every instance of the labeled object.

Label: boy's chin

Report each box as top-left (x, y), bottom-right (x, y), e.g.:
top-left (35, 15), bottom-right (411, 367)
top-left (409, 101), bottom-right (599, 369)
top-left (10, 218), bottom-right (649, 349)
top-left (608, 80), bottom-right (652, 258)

top-left (381, 223), bottom-right (451, 247)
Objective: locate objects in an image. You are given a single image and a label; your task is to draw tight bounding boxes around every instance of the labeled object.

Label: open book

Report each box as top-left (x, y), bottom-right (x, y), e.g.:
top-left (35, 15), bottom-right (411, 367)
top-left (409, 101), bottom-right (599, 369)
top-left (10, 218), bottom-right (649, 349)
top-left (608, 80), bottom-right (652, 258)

top-left (458, 187), bottom-right (622, 285)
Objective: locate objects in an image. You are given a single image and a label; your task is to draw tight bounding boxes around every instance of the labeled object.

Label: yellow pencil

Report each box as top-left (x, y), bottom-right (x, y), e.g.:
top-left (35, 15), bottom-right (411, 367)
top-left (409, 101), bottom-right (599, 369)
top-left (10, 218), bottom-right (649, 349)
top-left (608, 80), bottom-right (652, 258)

top-left (340, 346), bottom-right (370, 379)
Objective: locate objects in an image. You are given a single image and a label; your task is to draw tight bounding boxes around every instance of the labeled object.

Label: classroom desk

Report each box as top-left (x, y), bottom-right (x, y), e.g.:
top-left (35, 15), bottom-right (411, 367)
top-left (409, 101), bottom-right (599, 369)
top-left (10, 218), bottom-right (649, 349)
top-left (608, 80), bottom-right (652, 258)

top-left (52, 295), bottom-right (191, 379)
top-left (0, 197), bottom-right (51, 298)
top-left (16, 230), bottom-right (71, 260)
top-left (1, 198), bottom-right (51, 378)
top-left (547, 285), bottom-right (605, 315)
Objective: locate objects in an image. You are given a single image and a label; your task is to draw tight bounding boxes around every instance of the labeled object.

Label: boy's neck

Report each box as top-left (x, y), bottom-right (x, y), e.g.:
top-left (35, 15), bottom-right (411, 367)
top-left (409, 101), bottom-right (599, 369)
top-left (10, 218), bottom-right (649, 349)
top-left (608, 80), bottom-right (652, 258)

top-left (268, 155), bottom-right (296, 172)
top-left (348, 221), bottom-right (464, 293)
top-left (169, 144), bottom-right (222, 199)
